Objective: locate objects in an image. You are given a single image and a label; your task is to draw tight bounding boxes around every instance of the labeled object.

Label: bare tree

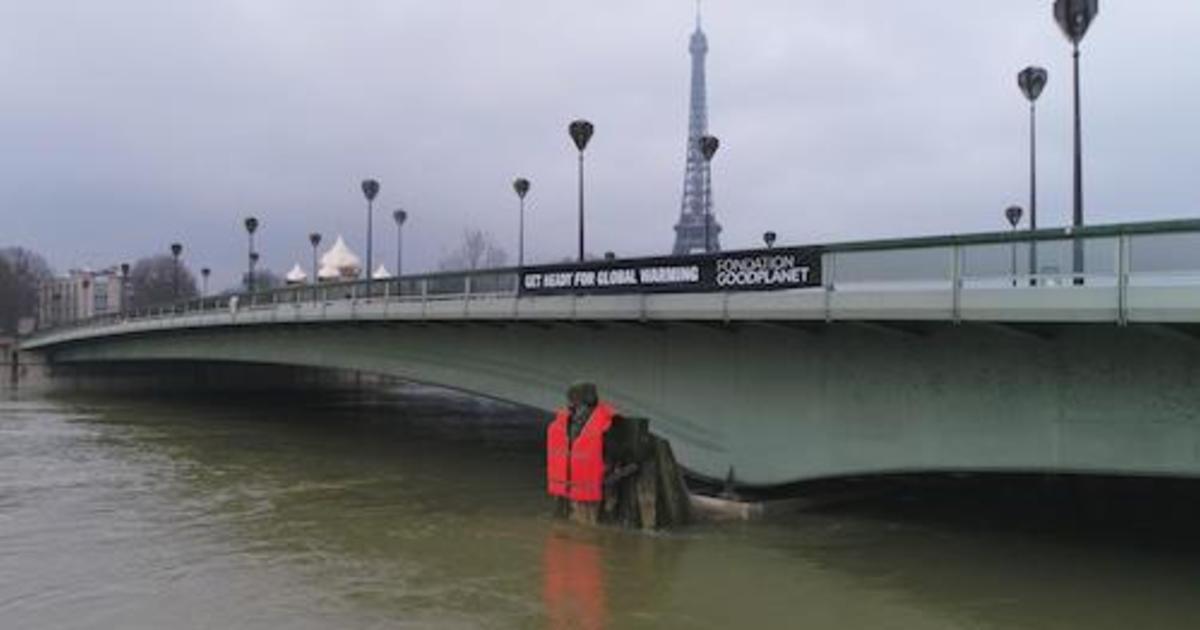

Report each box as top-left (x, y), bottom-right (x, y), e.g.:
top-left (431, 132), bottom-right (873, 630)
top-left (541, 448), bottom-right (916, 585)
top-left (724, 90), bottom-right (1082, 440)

top-left (129, 254), bottom-right (198, 309)
top-left (439, 228), bottom-right (509, 271)
top-left (0, 247), bottom-right (53, 334)
top-left (0, 256), bottom-right (17, 334)
top-left (240, 269), bottom-right (282, 292)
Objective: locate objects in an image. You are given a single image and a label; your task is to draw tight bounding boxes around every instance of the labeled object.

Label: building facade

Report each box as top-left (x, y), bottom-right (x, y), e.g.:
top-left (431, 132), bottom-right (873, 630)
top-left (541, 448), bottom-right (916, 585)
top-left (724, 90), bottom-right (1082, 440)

top-left (38, 268), bottom-right (126, 329)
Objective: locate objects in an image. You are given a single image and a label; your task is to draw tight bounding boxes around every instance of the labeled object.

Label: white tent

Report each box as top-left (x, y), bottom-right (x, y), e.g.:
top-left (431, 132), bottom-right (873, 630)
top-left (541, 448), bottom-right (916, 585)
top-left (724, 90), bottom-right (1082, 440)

top-left (285, 263), bottom-right (308, 285)
top-left (318, 235), bottom-right (362, 280)
top-left (372, 263), bottom-right (392, 280)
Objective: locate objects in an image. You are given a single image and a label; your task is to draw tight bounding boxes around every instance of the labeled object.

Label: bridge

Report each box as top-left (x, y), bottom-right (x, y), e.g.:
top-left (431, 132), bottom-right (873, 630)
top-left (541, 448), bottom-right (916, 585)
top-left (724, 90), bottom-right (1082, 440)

top-left (21, 219), bottom-right (1200, 487)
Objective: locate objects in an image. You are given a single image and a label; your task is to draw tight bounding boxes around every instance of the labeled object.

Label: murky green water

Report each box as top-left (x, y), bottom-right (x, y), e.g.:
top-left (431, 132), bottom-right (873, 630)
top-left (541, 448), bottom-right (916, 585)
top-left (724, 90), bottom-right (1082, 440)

top-left (2, 389), bottom-right (1199, 629)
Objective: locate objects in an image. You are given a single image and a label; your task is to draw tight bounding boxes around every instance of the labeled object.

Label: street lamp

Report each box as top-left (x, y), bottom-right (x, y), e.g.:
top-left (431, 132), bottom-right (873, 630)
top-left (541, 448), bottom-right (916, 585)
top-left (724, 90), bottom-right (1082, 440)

top-left (1018, 66), bottom-right (1048, 286)
top-left (763, 231), bottom-right (777, 249)
top-left (699, 134), bottom-right (720, 253)
top-left (169, 242), bottom-right (183, 301)
top-left (361, 178), bottom-right (380, 290)
top-left (249, 252), bottom-right (259, 290)
top-left (309, 232), bottom-right (322, 285)
top-left (244, 216), bottom-right (259, 292)
top-left (1054, 0), bottom-right (1099, 284)
top-left (392, 209), bottom-right (408, 278)
top-left (119, 262), bottom-right (130, 316)
top-left (569, 120), bottom-right (594, 262)
top-left (1006, 205), bottom-right (1024, 287)
top-left (201, 267), bottom-right (211, 296)
top-left (513, 178), bottom-right (530, 268)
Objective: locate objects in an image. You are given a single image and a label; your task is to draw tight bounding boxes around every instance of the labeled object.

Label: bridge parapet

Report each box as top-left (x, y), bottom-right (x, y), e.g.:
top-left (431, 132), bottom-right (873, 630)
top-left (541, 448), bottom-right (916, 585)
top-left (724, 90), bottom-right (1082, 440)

top-left (24, 218), bottom-right (1200, 349)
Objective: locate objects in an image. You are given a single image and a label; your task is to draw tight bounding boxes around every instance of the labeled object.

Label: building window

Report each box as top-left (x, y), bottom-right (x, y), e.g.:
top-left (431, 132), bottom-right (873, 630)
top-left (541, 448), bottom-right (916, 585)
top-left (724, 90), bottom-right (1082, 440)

top-left (94, 279), bottom-right (109, 313)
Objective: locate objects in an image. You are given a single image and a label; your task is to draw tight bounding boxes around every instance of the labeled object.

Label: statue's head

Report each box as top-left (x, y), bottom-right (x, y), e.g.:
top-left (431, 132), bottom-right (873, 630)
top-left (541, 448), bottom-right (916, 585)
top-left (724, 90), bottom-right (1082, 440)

top-left (567, 382), bottom-right (599, 408)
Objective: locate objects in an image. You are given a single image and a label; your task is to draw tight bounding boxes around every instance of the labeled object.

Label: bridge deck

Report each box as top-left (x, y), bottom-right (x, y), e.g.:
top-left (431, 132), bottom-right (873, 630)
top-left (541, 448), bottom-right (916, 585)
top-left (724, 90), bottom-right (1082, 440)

top-left (21, 282), bottom-right (1200, 350)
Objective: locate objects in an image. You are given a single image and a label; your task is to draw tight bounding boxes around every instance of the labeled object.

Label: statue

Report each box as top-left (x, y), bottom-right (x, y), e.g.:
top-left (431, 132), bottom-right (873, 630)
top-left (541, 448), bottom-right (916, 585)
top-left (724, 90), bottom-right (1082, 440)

top-left (548, 382), bottom-right (690, 529)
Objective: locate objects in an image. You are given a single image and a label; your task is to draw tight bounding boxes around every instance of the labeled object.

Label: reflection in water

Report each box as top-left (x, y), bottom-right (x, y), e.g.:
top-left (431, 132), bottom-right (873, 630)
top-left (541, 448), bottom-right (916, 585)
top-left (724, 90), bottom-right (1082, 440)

top-left (543, 530), bottom-right (607, 630)
top-left (2, 389), bottom-right (1200, 629)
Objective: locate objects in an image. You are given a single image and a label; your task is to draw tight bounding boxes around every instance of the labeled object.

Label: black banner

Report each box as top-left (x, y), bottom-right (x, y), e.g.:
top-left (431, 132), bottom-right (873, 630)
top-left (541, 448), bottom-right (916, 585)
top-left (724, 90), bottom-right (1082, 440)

top-left (519, 247), bottom-right (823, 296)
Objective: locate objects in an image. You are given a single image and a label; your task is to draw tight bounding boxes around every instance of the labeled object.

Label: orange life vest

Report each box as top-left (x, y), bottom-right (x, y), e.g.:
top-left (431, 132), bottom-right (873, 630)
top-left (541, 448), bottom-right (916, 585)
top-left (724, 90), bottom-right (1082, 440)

top-left (546, 410), bottom-right (572, 498)
top-left (546, 402), bottom-right (615, 503)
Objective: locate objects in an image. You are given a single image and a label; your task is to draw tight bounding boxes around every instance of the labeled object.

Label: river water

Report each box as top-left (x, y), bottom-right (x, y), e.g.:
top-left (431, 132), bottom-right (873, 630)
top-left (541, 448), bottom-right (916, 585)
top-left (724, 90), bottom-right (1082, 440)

top-left (2, 389), bottom-right (1199, 629)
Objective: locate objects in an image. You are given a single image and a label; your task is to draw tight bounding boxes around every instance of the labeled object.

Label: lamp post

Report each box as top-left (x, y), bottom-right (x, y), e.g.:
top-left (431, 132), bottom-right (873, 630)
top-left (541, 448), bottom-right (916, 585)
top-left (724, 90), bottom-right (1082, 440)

top-left (201, 267), bottom-right (210, 296)
top-left (513, 178), bottom-right (530, 268)
top-left (361, 179), bottom-right (380, 291)
top-left (244, 216), bottom-right (259, 293)
top-left (1006, 205), bottom-right (1024, 288)
top-left (699, 134), bottom-right (720, 253)
top-left (309, 232), bottom-right (322, 285)
top-left (1054, 0), bottom-right (1099, 284)
top-left (392, 209), bottom-right (407, 278)
top-left (249, 252), bottom-right (259, 291)
top-left (568, 120), bottom-right (594, 262)
top-left (169, 242), bottom-right (183, 301)
top-left (1018, 66), bottom-right (1048, 286)
top-left (119, 262), bottom-right (130, 316)
top-left (763, 231), bottom-right (777, 249)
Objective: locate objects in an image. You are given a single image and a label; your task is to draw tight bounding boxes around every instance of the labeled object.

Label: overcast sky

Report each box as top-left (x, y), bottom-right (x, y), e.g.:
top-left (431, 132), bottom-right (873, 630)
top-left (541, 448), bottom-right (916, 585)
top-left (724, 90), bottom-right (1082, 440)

top-left (1, 1), bottom-right (1197, 287)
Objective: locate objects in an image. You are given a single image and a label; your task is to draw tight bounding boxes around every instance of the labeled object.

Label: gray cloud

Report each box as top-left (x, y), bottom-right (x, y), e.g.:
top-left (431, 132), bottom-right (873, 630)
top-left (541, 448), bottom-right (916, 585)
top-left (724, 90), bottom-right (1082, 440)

top-left (1, 1), bottom-right (1197, 289)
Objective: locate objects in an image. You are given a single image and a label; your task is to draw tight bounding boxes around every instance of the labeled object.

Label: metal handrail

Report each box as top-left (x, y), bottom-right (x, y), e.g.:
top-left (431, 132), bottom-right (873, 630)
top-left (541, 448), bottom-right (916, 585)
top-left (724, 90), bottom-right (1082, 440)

top-left (35, 268), bottom-right (520, 335)
top-left (821, 218), bottom-right (1200, 254)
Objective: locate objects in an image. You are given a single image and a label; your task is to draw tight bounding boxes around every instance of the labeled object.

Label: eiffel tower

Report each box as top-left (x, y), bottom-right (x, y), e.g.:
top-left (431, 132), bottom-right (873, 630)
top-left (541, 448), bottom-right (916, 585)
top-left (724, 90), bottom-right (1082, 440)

top-left (672, 4), bottom-right (721, 255)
